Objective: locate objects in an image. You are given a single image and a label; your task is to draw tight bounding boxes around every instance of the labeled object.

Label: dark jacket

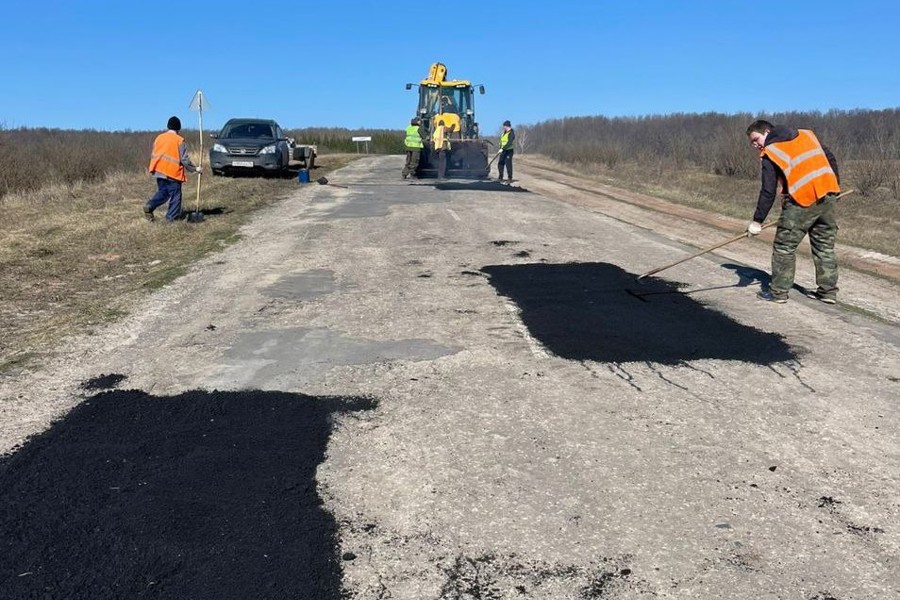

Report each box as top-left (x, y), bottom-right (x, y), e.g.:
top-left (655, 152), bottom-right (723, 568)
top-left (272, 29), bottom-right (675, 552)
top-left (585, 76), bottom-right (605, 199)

top-left (753, 125), bottom-right (839, 223)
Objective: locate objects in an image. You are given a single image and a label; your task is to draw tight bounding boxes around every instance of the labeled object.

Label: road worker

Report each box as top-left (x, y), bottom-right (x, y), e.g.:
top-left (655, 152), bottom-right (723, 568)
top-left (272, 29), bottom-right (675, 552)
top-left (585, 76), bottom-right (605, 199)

top-left (432, 119), bottom-right (450, 180)
top-left (145, 116), bottom-right (201, 222)
top-left (497, 120), bottom-right (515, 182)
top-left (746, 119), bottom-right (841, 304)
top-left (402, 117), bottom-right (426, 180)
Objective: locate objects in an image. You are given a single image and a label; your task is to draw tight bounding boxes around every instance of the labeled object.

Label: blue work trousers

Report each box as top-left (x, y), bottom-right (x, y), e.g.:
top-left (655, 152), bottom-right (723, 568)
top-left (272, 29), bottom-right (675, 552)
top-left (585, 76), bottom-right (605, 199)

top-left (146, 178), bottom-right (183, 222)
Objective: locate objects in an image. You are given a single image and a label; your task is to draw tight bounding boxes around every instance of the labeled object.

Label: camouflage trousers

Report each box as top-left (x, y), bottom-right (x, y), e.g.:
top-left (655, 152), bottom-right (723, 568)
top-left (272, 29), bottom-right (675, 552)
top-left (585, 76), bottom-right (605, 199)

top-left (770, 194), bottom-right (839, 300)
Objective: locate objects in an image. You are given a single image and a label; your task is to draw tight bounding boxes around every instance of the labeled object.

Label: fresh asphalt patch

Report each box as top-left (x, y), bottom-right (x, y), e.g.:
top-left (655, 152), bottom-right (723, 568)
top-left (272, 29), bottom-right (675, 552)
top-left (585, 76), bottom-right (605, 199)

top-left (481, 262), bottom-right (795, 364)
top-left (434, 181), bottom-right (529, 192)
top-left (0, 389), bottom-right (375, 600)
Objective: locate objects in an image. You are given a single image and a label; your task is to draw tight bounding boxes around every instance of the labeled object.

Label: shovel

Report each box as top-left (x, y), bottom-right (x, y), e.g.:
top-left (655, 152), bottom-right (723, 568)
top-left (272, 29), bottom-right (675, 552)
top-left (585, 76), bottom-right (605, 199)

top-left (636, 224), bottom-right (776, 280)
top-left (636, 189), bottom-right (855, 280)
top-left (186, 170), bottom-right (204, 223)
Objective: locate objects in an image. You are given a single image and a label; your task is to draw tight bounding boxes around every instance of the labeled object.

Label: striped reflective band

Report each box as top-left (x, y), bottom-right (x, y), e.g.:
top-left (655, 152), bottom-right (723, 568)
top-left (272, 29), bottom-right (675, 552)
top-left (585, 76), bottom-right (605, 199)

top-left (150, 153), bottom-right (180, 165)
top-left (766, 145), bottom-right (825, 177)
top-left (788, 167), bottom-right (836, 195)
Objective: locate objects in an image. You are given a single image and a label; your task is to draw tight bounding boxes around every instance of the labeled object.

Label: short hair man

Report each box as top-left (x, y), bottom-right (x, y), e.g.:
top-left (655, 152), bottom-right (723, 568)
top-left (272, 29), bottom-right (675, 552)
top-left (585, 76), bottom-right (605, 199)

top-left (746, 119), bottom-right (841, 304)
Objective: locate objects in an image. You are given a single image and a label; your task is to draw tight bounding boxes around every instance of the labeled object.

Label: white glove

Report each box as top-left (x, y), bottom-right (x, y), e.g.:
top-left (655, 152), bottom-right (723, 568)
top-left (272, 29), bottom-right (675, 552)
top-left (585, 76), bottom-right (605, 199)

top-left (747, 221), bottom-right (762, 235)
top-left (195, 166), bottom-right (203, 174)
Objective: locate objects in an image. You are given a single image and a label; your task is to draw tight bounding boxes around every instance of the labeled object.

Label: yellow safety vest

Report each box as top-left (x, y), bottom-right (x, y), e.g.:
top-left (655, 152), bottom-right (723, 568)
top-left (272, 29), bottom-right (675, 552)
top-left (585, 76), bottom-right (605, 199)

top-left (405, 125), bottom-right (423, 149)
top-left (432, 126), bottom-right (449, 150)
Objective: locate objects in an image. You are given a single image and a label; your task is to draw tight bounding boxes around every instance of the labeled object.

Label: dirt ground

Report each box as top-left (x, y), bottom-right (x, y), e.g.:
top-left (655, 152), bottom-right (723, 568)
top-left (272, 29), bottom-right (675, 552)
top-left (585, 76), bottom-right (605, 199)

top-left (1, 156), bottom-right (898, 599)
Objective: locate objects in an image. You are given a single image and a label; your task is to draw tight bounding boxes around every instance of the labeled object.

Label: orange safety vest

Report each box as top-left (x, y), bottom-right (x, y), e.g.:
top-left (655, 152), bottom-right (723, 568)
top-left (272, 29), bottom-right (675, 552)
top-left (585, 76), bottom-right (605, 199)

top-left (148, 131), bottom-right (186, 182)
top-left (761, 129), bottom-right (839, 206)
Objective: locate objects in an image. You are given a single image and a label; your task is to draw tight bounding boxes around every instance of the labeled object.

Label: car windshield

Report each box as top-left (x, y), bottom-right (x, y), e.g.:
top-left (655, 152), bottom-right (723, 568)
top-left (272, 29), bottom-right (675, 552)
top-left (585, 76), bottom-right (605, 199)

top-left (221, 123), bottom-right (275, 139)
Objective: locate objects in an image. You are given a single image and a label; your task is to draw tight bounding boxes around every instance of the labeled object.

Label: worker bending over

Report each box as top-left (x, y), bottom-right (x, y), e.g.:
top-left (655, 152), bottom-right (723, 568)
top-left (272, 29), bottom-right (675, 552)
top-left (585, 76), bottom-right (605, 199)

top-left (746, 119), bottom-right (840, 304)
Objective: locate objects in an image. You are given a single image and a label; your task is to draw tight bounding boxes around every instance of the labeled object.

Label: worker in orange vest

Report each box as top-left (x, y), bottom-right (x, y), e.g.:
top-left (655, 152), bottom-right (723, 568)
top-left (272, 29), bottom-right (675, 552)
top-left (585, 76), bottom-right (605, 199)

top-left (144, 116), bottom-right (201, 222)
top-left (746, 120), bottom-right (841, 304)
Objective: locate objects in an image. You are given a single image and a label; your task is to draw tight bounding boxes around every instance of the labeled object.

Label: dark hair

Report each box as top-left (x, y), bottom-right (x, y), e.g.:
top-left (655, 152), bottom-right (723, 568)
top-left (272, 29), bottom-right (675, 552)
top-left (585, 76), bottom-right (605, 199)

top-left (746, 119), bottom-right (774, 136)
top-left (167, 116), bottom-right (182, 131)
top-left (410, 117), bottom-right (420, 125)
top-left (503, 120), bottom-right (511, 127)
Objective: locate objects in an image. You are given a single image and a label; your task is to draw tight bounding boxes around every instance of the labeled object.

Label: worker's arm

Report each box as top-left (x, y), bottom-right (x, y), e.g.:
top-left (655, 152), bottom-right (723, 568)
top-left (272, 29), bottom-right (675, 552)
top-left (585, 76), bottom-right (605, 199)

top-left (179, 142), bottom-right (200, 173)
top-left (823, 144), bottom-right (840, 184)
top-left (752, 156), bottom-right (778, 224)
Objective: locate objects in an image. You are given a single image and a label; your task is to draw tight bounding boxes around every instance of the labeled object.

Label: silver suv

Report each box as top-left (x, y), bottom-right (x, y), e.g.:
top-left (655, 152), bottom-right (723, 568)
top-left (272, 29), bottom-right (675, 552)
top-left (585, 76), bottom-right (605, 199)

top-left (209, 118), bottom-right (291, 176)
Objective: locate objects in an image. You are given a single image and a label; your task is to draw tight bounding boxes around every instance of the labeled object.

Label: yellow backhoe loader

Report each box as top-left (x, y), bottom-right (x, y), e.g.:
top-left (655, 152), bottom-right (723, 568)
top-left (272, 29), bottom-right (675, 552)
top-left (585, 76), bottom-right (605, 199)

top-left (405, 63), bottom-right (490, 178)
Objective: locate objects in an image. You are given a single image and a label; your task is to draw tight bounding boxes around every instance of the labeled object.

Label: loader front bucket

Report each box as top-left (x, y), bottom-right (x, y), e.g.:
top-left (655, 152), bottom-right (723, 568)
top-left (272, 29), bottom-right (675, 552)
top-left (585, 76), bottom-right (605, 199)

top-left (416, 140), bottom-right (490, 179)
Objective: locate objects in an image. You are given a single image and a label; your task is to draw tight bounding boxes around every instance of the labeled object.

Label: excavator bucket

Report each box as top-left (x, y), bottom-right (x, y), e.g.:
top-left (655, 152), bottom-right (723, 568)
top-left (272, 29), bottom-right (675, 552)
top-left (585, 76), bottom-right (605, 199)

top-left (416, 141), bottom-right (490, 179)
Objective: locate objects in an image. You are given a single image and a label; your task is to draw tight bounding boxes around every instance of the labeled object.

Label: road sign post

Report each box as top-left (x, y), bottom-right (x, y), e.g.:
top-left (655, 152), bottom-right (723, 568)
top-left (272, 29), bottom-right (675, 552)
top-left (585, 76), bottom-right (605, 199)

top-left (351, 136), bottom-right (372, 154)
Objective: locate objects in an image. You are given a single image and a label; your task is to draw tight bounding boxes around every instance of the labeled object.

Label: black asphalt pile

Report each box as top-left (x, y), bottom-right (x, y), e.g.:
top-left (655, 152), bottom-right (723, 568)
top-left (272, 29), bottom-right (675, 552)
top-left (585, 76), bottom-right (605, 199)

top-left (481, 262), bottom-right (795, 365)
top-left (434, 181), bottom-right (529, 192)
top-left (0, 389), bottom-right (374, 600)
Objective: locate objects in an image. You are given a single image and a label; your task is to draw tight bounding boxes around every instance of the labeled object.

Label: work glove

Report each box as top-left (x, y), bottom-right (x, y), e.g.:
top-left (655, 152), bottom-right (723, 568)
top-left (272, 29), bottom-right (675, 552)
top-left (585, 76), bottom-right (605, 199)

top-left (747, 221), bottom-right (762, 235)
top-left (195, 166), bottom-right (203, 174)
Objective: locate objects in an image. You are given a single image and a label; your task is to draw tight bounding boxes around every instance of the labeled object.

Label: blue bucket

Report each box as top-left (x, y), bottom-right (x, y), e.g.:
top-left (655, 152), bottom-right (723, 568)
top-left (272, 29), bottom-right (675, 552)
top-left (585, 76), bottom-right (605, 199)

top-left (298, 169), bottom-right (310, 183)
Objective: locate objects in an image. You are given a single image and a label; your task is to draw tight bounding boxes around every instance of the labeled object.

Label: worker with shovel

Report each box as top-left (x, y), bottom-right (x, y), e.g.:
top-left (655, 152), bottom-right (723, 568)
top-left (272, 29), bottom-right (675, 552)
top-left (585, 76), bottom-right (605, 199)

top-left (145, 116), bottom-right (202, 222)
top-left (746, 119), bottom-right (841, 304)
top-left (497, 120), bottom-right (515, 182)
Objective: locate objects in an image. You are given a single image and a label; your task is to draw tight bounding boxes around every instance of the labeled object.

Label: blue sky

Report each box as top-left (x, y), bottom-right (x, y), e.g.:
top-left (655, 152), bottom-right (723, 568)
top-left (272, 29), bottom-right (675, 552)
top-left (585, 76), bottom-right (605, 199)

top-left (2, 1), bottom-right (898, 133)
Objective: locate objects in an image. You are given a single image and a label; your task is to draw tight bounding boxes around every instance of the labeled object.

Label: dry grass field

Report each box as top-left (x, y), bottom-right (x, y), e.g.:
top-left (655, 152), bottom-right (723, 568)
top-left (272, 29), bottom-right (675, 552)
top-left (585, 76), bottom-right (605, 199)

top-left (0, 154), bottom-right (359, 371)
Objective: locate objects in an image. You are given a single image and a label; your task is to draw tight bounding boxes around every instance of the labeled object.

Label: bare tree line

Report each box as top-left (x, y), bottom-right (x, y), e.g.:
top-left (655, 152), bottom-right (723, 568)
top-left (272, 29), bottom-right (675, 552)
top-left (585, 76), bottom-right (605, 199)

top-left (4, 110), bottom-right (899, 200)
top-left (522, 109), bottom-right (900, 196)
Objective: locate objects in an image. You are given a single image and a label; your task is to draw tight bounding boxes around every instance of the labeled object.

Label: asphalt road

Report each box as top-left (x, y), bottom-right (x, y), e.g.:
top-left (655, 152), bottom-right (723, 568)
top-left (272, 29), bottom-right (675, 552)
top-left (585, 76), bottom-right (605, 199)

top-left (1, 156), bottom-right (898, 599)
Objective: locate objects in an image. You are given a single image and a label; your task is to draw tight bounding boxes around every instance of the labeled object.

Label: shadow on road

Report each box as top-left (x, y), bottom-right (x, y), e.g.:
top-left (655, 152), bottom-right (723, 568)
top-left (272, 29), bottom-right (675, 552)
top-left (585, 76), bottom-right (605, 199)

top-left (0, 389), bottom-right (375, 600)
top-left (720, 263), bottom-right (770, 289)
top-left (481, 262), bottom-right (795, 365)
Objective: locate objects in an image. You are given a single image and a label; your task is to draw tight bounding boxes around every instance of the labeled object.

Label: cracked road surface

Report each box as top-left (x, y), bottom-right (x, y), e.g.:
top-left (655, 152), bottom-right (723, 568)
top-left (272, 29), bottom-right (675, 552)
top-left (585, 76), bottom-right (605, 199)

top-left (1, 156), bottom-right (899, 599)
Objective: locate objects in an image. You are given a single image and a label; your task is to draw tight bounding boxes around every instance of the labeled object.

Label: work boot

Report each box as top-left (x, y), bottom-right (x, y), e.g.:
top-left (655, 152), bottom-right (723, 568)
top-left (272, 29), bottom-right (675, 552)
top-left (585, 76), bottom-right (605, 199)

top-left (804, 290), bottom-right (837, 304)
top-left (143, 205), bottom-right (155, 222)
top-left (757, 290), bottom-right (787, 303)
